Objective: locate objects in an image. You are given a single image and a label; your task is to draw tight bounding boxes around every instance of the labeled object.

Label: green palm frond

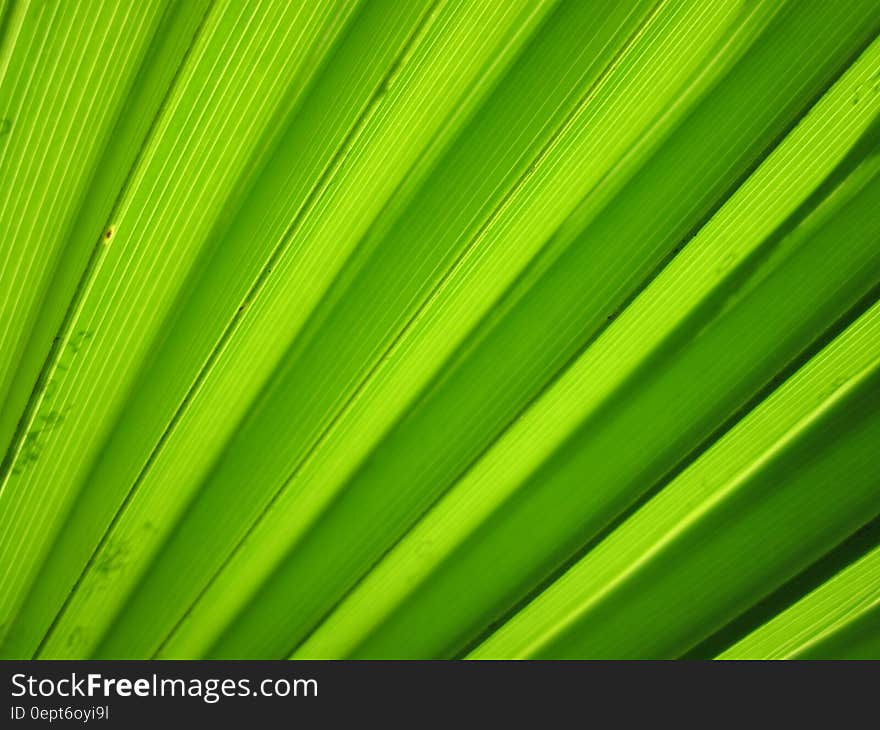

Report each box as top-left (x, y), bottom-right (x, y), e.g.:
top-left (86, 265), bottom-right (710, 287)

top-left (0, 0), bottom-right (878, 659)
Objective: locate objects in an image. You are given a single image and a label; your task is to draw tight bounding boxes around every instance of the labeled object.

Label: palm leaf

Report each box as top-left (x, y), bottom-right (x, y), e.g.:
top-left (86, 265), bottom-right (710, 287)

top-left (0, 0), bottom-right (877, 659)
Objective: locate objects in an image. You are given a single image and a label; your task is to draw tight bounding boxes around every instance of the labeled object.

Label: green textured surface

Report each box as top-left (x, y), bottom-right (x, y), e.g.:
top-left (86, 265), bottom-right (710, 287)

top-left (0, 0), bottom-right (878, 659)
